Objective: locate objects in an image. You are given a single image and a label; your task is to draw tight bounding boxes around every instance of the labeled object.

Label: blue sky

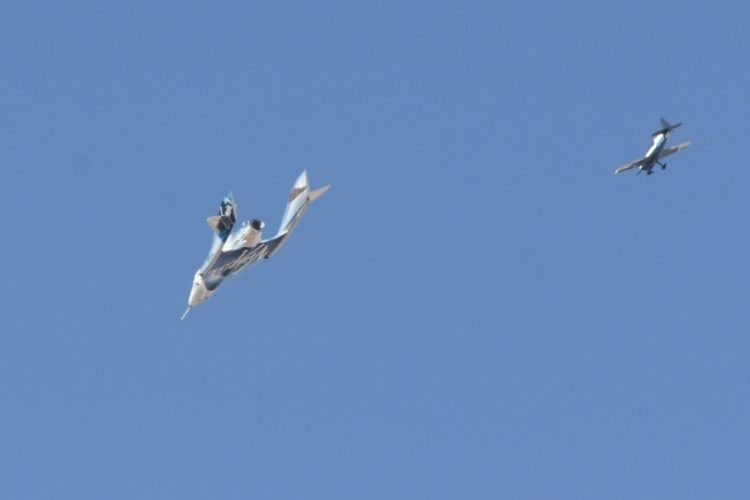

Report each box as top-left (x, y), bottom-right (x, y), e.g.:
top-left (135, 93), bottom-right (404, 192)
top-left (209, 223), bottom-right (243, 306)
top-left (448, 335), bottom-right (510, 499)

top-left (2, 1), bottom-right (749, 498)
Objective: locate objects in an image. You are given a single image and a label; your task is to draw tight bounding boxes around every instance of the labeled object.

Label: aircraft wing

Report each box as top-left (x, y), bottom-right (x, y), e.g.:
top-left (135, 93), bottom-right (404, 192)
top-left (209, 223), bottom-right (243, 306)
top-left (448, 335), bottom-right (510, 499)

top-left (658, 141), bottom-right (691, 160)
top-left (261, 232), bottom-right (288, 257)
top-left (201, 230), bottom-right (296, 290)
top-left (614, 157), bottom-right (648, 175)
top-left (202, 242), bottom-right (272, 290)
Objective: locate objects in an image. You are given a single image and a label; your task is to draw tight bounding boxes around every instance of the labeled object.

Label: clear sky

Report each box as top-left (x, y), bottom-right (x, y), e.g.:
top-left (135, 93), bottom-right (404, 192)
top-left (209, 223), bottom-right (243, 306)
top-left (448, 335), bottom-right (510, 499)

top-left (2, 1), bottom-right (749, 498)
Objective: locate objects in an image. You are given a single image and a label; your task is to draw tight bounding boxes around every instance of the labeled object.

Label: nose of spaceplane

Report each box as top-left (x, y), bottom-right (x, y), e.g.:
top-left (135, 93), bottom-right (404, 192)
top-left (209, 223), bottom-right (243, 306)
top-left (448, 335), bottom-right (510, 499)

top-left (188, 288), bottom-right (201, 307)
top-left (188, 280), bottom-right (205, 307)
top-left (187, 272), bottom-right (209, 307)
top-left (182, 279), bottom-right (205, 320)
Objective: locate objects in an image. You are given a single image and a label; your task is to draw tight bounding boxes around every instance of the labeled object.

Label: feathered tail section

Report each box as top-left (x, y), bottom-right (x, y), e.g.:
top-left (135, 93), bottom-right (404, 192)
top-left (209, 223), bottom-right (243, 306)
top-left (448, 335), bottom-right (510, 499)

top-left (206, 192), bottom-right (237, 242)
top-left (265, 171), bottom-right (330, 259)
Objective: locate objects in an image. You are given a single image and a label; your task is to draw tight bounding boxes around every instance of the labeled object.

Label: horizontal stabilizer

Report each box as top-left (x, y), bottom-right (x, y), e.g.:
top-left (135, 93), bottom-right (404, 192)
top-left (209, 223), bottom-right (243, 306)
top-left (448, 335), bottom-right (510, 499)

top-left (207, 215), bottom-right (221, 230)
top-left (653, 117), bottom-right (682, 136)
top-left (309, 184), bottom-right (331, 202)
top-left (205, 192), bottom-right (237, 241)
top-left (660, 117), bottom-right (682, 130)
top-left (207, 215), bottom-right (233, 234)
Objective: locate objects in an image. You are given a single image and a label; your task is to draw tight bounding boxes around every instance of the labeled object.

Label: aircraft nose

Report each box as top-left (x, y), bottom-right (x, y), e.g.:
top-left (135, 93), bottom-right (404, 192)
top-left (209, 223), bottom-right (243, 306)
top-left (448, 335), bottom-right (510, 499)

top-left (188, 274), bottom-right (207, 307)
top-left (188, 285), bottom-right (203, 307)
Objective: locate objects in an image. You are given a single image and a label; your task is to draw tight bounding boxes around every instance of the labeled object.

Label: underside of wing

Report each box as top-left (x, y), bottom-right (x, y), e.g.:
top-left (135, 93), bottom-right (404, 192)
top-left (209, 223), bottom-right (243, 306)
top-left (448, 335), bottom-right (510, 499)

top-left (658, 141), bottom-right (691, 160)
top-left (261, 231), bottom-right (289, 259)
top-left (202, 244), bottom-right (271, 290)
top-left (614, 157), bottom-right (647, 175)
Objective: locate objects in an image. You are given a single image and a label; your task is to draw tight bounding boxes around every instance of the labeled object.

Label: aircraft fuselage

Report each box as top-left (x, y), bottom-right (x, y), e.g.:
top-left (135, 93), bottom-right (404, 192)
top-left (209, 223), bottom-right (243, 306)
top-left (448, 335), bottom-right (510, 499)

top-left (641, 133), bottom-right (668, 174)
top-left (181, 171), bottom-right (330, 320)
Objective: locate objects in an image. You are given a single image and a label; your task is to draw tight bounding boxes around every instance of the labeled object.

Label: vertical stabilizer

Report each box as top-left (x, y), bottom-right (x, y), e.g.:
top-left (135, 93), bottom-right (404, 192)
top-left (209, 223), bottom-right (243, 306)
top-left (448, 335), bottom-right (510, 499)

top-left (265, 171), bottom-right (330, 259)
top-left (277, 170), bottom-right (311, 235)
top-left (660, 116), bottom-right (682, 133)
top-left (657, 117), bottom-right (682, 134)
top-left (206, 191), bottom-right (237, 241)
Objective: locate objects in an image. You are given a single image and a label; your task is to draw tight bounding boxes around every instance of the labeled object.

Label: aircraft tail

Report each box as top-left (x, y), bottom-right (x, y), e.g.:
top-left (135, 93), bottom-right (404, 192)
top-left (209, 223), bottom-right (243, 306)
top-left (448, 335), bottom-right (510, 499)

top-left (309, 184), bottom-right (331, 202)
top-left (654, 117), bottom-right (682, 136)
top-left (206, 192), bottom-right (237, 242)
top-left (265, 170), bottom-right (330, 259)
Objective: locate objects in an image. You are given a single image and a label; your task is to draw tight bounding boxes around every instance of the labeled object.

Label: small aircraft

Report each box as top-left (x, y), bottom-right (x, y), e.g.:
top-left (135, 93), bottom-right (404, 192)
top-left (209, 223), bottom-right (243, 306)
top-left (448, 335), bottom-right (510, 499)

top-left (182, 171), bottom-right (330, 320)
top-left (614, 118), bottom-right (691, 176)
